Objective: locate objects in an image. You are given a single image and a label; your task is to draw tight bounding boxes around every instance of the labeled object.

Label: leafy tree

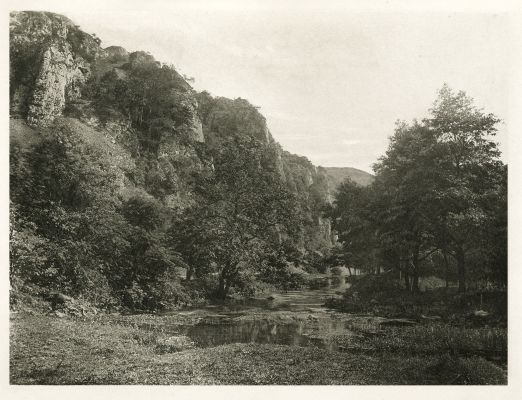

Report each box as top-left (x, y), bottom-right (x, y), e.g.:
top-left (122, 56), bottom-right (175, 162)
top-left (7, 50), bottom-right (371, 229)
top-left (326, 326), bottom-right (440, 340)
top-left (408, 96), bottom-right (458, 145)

top-left (330, 85), bottom-right (505, 293)
top-left (327, 179), bottom-right (379, 274)
top-left (171, 135), bottom-right (298, 299)
top-left (422, 85), bottom-right (503, 292)
top-left (372, 121), bottom-right (441, 291)
top-left (371, 85), bottom-right (504, 292)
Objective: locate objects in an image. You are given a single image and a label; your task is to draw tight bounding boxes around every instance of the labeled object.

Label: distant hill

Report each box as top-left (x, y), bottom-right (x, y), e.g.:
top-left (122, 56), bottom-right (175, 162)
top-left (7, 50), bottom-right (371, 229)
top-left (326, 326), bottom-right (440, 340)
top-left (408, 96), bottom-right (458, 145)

top-left (322, 167), bottom-right (374, 190)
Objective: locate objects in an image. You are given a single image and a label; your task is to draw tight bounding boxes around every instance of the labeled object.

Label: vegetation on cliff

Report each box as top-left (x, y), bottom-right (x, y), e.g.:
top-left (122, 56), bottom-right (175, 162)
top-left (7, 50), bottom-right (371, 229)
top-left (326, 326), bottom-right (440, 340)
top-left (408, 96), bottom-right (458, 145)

top-left (9, 11), bottom-right (337, 311)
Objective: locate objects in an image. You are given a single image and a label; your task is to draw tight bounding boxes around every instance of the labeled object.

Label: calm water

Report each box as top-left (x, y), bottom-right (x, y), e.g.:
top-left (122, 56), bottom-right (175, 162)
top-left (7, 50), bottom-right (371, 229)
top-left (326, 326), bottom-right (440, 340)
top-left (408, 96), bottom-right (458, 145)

top-left (160, 275), bottom-right (355, 350)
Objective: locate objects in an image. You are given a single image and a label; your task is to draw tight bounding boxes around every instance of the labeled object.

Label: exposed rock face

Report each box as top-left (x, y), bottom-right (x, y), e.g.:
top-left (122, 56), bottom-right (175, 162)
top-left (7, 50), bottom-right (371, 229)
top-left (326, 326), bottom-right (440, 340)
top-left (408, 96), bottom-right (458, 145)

top-left (182, 97), bottom-right (205, 142)
top-left (27, 43), bottom-right (88, 126)
top-left (190, 115), bottom-right (205, 142)
top-left (200, 96), bottom-right (271, 144)
top-left (280, 152), bottom-right (335, 249)
top-left (11, 11), bottom-right (204, 143)
top-left (104, 45), bottom-right (129, 62)
top-left (10, 11), bottom-right (98, 126)
top-left (129, 50), bottom-right (157, 66)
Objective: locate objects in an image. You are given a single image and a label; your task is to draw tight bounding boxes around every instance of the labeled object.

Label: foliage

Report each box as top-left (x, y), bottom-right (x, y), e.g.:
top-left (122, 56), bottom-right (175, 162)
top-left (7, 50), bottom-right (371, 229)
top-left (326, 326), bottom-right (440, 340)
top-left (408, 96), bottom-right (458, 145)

top-left (327, 179), bottom-right (377, 273)
top-left (171, 134), bottom-right (299, 298)
top-left (345, 273), bottom-right (403, 301)
top-left (9, 120), bottom-right (190, 310)
top-left (329, 84), bottom-right (506, 295)
top-left (92, 60), bottom-right (194, 154)
top-left (258, 248), bottom-right (308, 291)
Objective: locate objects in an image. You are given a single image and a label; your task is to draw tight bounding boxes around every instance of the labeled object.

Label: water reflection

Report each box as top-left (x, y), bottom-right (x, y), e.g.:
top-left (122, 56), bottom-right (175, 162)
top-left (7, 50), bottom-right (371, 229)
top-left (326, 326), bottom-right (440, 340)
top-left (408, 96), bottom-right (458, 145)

top-left (157, 274), bottom-right (354, 351)
top-left (185, 318), bottom-right (349, 351)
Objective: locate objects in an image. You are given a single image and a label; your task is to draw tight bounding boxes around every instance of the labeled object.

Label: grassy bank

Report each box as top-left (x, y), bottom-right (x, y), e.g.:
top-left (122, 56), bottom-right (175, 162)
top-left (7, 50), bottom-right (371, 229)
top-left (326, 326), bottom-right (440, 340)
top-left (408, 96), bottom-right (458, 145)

top-left (10, 313), bottom-right (506, 385)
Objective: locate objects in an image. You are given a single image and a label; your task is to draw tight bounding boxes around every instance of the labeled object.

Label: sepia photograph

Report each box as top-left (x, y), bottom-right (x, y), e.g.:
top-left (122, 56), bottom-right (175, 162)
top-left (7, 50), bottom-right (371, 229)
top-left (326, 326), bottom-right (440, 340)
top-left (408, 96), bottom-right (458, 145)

top-left (4, 0), bottom-right (520, 392)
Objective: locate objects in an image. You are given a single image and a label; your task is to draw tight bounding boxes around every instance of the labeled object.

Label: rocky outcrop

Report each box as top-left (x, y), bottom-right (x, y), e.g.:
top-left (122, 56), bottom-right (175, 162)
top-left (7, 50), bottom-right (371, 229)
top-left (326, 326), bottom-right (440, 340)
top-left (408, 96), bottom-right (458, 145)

top-left (128, 50), bottom-right (157, 66)
top-left (27, 42), bottom-right (89, 126)
top-left (280, 152), bottom-right (335, 249)
top-left (200, 97), bottom-right (271, 145)
top-left (182, 97), bottom-right (205, 142)
top-left (104, 45), bottom-right (129, 62)
top-left (10, 11), bottom-right (98, 126)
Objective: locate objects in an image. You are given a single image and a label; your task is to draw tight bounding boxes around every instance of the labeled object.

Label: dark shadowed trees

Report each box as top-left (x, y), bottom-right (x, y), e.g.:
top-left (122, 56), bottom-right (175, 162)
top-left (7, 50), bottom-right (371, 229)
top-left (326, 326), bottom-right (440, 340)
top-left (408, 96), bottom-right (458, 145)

top-left (330, 85), bottom-right (505, 292)
top-left (171, 135), bottom-right (298, 299)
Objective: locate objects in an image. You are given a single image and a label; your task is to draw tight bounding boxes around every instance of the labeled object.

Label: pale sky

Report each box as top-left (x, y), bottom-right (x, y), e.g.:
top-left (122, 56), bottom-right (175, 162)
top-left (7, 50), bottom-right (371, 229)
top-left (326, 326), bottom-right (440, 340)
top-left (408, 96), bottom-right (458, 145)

top-left (9, 0), bottom-right (514, 172)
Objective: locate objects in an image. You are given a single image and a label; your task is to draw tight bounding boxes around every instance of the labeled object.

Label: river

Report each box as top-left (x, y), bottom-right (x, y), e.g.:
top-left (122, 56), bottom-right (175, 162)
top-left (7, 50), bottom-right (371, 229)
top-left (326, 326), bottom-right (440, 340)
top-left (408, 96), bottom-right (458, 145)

top-left (147, 275), bottom-right (372, 352)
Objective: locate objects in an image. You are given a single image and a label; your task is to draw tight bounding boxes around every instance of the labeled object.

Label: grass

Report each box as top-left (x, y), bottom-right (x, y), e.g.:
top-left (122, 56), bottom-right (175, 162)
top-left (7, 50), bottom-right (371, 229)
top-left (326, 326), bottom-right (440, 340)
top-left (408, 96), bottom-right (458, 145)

top-left (339, 322), bottom-right (507, 363)
top-left (10, 313), bottom-right (507, 385)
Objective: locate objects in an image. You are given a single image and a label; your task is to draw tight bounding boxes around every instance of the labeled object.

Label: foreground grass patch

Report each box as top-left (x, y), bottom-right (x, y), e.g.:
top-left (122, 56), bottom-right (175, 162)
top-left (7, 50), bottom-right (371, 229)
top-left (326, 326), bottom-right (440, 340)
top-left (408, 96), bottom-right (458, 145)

top-left (345, 322), bottom-right (507, 362)
top-left (10, 314), bottom-right (506, 385)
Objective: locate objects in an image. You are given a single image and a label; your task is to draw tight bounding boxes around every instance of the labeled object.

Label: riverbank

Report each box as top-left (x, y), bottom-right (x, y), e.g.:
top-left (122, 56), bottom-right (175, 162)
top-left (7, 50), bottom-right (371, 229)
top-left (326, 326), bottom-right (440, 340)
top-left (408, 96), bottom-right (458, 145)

top-left (10, 312), bottom-right (506, 385)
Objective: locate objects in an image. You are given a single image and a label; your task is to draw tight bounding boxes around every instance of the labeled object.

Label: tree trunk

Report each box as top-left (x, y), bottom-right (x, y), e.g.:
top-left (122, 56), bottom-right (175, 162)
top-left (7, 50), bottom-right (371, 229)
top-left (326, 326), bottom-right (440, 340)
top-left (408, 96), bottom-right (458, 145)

top-left (443, 251), bottom-right (449, 291)
top-left (411, 244), bottom-right (421, 293)
top-left (186, 266), bottom-right (193, 281)
top-left (347, 267), bottom-right (352, 276)
top-left (456, 246), bottom-right (466, 293)
top-left (404, 270), bottom-right (411, 291)
top-left (224, 280), bottom-right (231, 297)
top-left (411, 271), bottom-right (419, 293)
top-left (217, 273), bottom-right (227, 300)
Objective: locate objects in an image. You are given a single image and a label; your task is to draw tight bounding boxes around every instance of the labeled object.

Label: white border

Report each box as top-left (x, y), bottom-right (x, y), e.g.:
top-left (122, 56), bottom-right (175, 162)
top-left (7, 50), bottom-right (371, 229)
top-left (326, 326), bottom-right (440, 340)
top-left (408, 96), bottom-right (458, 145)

top-left (1, 1), bottom-right (521, 399)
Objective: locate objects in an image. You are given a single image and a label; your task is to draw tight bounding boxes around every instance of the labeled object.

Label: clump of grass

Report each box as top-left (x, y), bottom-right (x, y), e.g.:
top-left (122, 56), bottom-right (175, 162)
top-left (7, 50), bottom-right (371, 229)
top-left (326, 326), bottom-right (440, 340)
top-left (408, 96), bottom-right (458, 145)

top-left (420, 354), bottom-right (506, 385)
top-left (352, 323), bottom-right (506, 362)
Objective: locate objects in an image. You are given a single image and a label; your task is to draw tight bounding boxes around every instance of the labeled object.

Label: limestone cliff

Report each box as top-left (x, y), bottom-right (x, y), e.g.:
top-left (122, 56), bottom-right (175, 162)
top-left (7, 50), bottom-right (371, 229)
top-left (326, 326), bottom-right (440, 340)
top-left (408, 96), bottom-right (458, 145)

top-left (10, 11), bottom-right (203, 142)
top-left (10, 11), bottom-right (100, 125)
top-left (9, 10), bottom-right (350, 255)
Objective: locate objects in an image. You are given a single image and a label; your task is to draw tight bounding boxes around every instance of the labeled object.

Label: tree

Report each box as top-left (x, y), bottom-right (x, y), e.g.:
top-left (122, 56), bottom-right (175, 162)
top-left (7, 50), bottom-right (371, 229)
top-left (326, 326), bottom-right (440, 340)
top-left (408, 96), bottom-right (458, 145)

top-left (372, 85), bottom-right (504, 292)
top-left (171, 135), bottom-right (297, 299)
top-left (330, 85), bottom-right (505, 293)
top-left (422, 85), bottom-right (503, 292)
top-left (327, 179), bottom-right (379, 274)
top-left (372, 121), bottom-right (441, 291)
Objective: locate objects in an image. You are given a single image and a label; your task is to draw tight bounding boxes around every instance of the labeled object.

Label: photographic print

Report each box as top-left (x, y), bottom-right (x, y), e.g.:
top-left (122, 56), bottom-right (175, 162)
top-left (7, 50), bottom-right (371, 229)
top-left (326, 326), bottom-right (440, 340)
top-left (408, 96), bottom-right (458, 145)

top-left (7, 0), bottom-right (514, 388)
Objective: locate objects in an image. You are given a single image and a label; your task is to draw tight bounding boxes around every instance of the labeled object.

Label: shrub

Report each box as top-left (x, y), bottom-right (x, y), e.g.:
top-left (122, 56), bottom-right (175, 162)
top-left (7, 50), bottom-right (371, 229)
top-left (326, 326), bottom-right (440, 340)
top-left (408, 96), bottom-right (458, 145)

top-left (345, 273), bottom-right (403, 301)
top-left (282, 272), bottom-right (308, 291)
top-left (144, 274), bottom-right (191, 310)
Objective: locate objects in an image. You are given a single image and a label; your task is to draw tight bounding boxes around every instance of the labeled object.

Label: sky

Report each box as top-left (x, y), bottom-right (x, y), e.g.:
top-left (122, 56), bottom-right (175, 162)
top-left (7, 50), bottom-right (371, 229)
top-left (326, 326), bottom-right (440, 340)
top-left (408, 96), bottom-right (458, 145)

top-left (9, 0), bottom-right (514, 172)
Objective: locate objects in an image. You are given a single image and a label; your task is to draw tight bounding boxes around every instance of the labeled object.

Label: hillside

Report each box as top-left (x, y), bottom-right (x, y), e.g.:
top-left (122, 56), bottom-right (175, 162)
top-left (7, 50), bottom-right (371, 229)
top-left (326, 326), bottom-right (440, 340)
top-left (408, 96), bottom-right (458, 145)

top-left (9, 10), bottom-right (358, 309)
top-left (323, 167), bottom-right (374, 189)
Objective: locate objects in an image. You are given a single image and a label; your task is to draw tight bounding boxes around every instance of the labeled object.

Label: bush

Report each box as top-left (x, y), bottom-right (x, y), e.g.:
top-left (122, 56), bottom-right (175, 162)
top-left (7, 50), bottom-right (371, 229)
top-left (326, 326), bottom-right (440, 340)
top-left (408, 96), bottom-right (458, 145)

top-left (144, 274), bottom-right (191, 310)
top-left (282, 272), bottom-right (308, 291)
top-left (229, 270), bottom-right (258, 298)
top-left (345, 273), bottom-right (403, 301)
top-left (182, 275), bottom-right (219, 304)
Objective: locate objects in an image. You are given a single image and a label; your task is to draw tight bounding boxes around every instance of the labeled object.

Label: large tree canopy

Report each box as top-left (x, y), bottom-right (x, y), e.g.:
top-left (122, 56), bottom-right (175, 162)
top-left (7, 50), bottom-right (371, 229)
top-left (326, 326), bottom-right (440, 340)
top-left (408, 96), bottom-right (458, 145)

top-left (171, 134), bottom-right (298, 298)
top-left (330, 85), bottom-right (506, 292)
